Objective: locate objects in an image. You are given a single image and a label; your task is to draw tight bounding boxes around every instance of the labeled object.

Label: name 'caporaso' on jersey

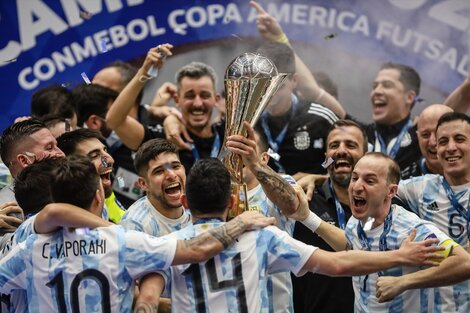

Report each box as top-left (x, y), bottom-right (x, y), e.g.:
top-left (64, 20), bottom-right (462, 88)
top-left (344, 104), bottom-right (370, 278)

top-left (345, 205), bottom-right (458, 313)
top-left (161, 222), bottom-right (316, 313)
top-left (0, 225), bottom-right (177, 313)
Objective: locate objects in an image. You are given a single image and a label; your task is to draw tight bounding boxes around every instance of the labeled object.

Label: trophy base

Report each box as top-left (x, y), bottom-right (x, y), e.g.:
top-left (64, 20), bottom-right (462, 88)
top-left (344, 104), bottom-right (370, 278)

top-left (228, 183), bottom-right (248, 219)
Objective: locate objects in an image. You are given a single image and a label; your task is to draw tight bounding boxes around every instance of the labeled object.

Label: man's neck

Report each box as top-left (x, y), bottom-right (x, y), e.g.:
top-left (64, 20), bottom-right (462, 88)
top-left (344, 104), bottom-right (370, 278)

top-left (192, 213), bottom-right (227, 223)
top-left (148, 197), bottom-right (184, 219)
top-left (370, 204), bottom-right (391, 229)
top-left (187, 124), bottom-right (214, 139)
top-left (332, 183), bottom-right (350, 205)
top-left (443, 172), bottom-right (470, 186)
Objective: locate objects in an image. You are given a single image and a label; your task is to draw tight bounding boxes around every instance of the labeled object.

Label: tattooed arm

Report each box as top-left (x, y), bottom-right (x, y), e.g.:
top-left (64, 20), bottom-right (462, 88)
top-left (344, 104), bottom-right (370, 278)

top-left (171, 211), bottom-right (275, 265)
top-left (225, 121), bottom-right (300, 215)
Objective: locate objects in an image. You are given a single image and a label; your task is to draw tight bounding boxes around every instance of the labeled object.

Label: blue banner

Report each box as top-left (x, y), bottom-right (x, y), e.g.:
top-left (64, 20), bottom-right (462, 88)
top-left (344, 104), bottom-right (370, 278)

top-left (0, 0), bottom-right (469, 132)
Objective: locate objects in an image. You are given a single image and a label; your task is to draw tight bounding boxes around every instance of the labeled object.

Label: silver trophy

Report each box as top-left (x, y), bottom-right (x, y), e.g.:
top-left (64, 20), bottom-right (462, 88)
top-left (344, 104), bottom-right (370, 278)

top-left (220, 52), bottom-right (288, 217)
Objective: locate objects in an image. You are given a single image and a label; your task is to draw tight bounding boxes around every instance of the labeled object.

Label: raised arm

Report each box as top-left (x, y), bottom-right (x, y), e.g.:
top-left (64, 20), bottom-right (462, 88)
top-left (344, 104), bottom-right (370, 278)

top-left (443, 73), bottom-right (470, 113)
top-left (288, 185), bottom-right (348, 251)
top-left (376, 244), bottom-right (470, 302)
top-left (171, 211), bottom-right (275, 265)
top-left (34, 203), bottom-right (112, 234)
top-left (226, 121), bottom-right (299, 215)
top-left (106, 44), bottom-right (173, 150)
top-left (251, 1), bottom-right (346, 118)
top-left (302, 230), bottom-right (443, 277)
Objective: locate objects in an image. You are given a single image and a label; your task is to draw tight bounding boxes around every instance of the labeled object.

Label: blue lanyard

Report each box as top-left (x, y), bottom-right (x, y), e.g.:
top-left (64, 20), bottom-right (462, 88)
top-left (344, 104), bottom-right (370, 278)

top-left (193, 217), bottom-right (224, 225)
top-left (375, 118), bottom-right (413, 159)
top-left (328, 180), bottom-right (346, 229)
top-left (356, 206), bottom-right (394, 252)
top-left (442, 178), bottom-right (470, 239)
top-left (260, 94), bottom-right (298, 172)
top-left (190, 130), bottom-right (221, 161)
top-left (420, 158), bottom-right (428, 175)
top-left (358, 206), bottom-right (394, 293)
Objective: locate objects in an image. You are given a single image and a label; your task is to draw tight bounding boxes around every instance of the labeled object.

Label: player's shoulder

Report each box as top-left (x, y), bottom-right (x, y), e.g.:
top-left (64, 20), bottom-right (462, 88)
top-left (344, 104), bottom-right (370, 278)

top-left (304, 102), bottom-right (339, 124)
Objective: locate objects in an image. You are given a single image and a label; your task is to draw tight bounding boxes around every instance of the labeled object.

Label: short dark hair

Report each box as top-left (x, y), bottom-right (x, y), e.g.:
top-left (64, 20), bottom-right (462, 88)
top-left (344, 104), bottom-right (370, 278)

top-left (72, 83), bottom-right (118, 126)
top-left (57, 128), bottom-right (106, 156)
top-left (14, 158), bottom-right (58, 216)
top-left (253, 124), bottom-right (269, 153)
top-left (185, 158), bottom-right (231, 215)
top-left (175, 62), bottom-right (218, 91)
top-left (31, 84), bottom-right (76, 120)
top-left (51, 155), bottom-right (100, 209)
top-left (364, 152), bottom-right (400, 185)
top-left (380, 62), bottom-right (421, 100)
top-left (134, 139), bottom-right (179, 176)
top-left (100, 61), bottom-right (143, 103)
top-left (328, 119), bottom-right (369, 154)
top-left (436, 112), bottom-right (470, 133)
top-left (0, 119), bottom-right (47, 166)
top-left (256, 42), bottom-right (295, 74)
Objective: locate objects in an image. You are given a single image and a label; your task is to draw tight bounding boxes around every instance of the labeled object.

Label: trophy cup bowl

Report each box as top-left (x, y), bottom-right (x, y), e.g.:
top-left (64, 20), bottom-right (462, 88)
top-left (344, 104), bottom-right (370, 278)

top-left (220, 52), bottom-right (288, 217)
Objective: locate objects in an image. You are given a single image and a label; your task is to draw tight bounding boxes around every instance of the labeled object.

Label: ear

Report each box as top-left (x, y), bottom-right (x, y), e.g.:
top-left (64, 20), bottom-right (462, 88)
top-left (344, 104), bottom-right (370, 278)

top-left (181, 194), bottom-right (189, 209)
top-left (16, 154), bottom-right (31, 168)
top-left (290, 73), bottom-right (298, 89)
top-left (260, 151), bottom-right (270, 164)
top-left (387, 184), bottom-right (398, 199)
top-left (173, 93), bottom-right (180, 107)
top-left (215, 93), bottom-right (221, 103)
top-left (405, 89), bottom-right (416, 110)
top-left (86, 115), bottom-right (103, 130)
top-left (137, 177), bottom-right (149, 192)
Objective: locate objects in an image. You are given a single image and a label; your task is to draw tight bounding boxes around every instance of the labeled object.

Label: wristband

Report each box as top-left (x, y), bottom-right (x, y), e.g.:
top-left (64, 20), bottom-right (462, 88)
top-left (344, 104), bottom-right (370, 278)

top-left (274, 32), bottom-right (289, 44)
top-left (301, 211), bottom-right (322, 233)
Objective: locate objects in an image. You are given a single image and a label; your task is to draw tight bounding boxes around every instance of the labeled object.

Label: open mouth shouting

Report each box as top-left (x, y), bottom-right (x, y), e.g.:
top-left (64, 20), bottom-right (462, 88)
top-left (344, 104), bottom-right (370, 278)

top-left (164, 181), bottom-right (183, 202)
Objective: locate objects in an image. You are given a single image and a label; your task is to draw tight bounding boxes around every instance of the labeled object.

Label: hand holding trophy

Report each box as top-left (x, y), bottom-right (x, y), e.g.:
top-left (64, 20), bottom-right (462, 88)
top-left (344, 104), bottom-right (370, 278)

top-left (220, 52), bottom-right (288, 217)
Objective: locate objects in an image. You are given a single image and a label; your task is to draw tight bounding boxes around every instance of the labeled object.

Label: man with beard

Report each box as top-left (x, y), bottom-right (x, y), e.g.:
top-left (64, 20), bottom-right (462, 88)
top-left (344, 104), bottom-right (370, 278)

top-left (119, 138), bottom-right (190, 312)
top-left (57, 128), bottom-right (123, 223)
top-left (106, 45), bottom-right (225, 172)
top-left (292, 119), bottom-right (367, 313)
top-left (293, 152), bottom-right (470, 313)
top-left (73, 83), bottom-right (143, 208)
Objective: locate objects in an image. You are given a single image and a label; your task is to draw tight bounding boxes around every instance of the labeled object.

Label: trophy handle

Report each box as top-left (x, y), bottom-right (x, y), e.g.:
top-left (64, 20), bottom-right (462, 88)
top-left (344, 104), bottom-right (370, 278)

top-left (228, 182), bottom-right (248, 219)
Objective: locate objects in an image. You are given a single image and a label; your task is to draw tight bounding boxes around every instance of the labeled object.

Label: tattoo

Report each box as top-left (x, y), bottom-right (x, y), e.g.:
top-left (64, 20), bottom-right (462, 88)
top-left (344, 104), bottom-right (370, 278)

top-left (133, 303), bottom-right (158, 313)
top-left (254, 164), bottom-right (296, 208)
top-left (185, 216), bottom-right (245, 252)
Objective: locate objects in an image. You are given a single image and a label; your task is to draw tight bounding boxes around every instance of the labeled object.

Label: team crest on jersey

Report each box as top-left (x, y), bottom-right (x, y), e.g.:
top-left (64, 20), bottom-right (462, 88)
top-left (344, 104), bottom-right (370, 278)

top-left (400, 133), bottom-right (412, 147)
top-left (249, 204), bottom-right (262, 212)
top-left (294, 131), bottom-right (310, 150)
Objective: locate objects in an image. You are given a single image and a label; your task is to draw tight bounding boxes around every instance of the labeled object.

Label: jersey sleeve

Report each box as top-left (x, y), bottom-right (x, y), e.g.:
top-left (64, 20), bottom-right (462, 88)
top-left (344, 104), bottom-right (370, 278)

top-left (396, 176), bottom-right (425, 215)
top-left (264, 226), bottom-right (316, 277)
top-left (119, 216), bottom-right (145, 233)
top-left (0, 239), bottom-right (31, 293)
top-left (124, 231), bottom-right (177, 279)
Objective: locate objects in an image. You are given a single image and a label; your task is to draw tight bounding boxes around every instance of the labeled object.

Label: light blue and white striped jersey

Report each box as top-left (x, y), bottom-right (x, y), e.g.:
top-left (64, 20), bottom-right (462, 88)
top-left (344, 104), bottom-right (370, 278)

top-left (397, 175), bottom-right (470, 313)
top-left (0, 225), bottom-right (177, 313)
top-left (120, 196), bottom-right (191, 236)
top-left (162, 222), bottom-right (316, 313)
top-left (247, 177), bottom-right (296, 313)
top-left (397, 174), bottom-right (470, 248)
top-left (345, 205), bottom-right (452, 313)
